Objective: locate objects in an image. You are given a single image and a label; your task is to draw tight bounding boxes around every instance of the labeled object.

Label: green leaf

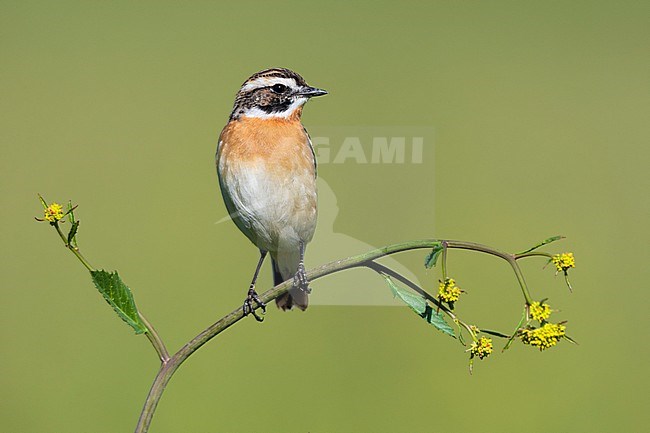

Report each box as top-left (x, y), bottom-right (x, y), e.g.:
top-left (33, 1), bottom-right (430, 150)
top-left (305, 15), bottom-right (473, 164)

top-left (457, 327), bottom-right (466, 346)
top-left (563, 334), bottom-right (579, 345)
top-left (384, 276), bottom-right (455, 338)
top-left (424, 242), bottom-right (444, 268)
top-left (67, 220), bottom-right (79, 245)
top-left (37, 193), bottom-right (48, 209)
top-left (421, 305), bottom-right (455, 337)
top-left (517, 235), bottom-right (565, 255)
top-left (503, 309), bottom-right (528, 351)
top-left (66, 202), bottom-right (79, 247)
top-left (90, 270), bottom-right (146, 334)
top-left (386, 275), bottom-right (426, 313)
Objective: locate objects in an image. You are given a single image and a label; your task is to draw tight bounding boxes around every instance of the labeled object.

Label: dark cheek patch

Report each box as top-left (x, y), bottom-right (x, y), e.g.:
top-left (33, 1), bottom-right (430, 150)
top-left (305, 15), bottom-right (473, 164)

top-left (231, 87), bottom-right (295, 119)
top-left (256, 91), bottom-right (292, 114)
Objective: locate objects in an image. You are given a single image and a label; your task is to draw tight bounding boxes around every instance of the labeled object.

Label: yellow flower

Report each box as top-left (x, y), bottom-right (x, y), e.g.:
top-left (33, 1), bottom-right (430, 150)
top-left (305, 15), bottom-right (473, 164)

top-left (44, 203), bottom-right (64, 223)
top-left (468, 336), bottom-right (493, 360)
top-left (552, 253), bottom-right (575, 273)
top-left (438, 278), bottom-right (461, 303)
top-left (519, 323), bottom-right (566, 351)
top-left (529, 301), bottom-right (551, 322)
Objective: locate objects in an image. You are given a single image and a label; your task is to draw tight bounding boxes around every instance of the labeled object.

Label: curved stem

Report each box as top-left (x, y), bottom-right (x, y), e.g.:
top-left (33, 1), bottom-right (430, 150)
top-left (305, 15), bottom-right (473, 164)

top-left (507, 258), bottom-right (534, 305)
top-left (52, 222), bottom-right (170, 362)
top-left (367, 262), bottom-right (481, 345)
top-left (53, 222), bottom-right (94, 271)
top-left (139, 312), bottom-right (170, 363)
top-left (441, 241), bottom-right (449, 280)
top-left (364, 261), bottom-right (453, 317)
top-left (515, 251), bottom-right (553, 260)
top-left (135, 359), bottom-right (178, 431)
top-left (134, 238), bottom-right (533, 433)
top-left (441, 239), bottom-right (534, 304)
top-left (364, 261), bottom-right (482, 338)
top-left (41, 205), bottom-right (566, 431)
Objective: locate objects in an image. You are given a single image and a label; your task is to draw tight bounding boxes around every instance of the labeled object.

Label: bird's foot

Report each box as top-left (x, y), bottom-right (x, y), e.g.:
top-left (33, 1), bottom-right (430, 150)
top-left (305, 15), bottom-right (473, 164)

top-left (293, 262), bottom-right (311, 294)
top-left (243, 286), bottom-right (266, 322)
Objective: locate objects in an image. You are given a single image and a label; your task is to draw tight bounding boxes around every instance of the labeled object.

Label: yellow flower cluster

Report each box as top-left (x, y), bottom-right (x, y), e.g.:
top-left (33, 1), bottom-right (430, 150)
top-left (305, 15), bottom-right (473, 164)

top-left (438, 278), bottom-right (461, 303)
top-left (552, 253), bottom-right (575, 273)
top-left (519, 323), bottom-right (566, 351)
top-left (529, 301), bottom-right (551, 322)
top-left (469, 336), bottom-right (493, 360)
top-left (44, 203), bottom-right (64, 222)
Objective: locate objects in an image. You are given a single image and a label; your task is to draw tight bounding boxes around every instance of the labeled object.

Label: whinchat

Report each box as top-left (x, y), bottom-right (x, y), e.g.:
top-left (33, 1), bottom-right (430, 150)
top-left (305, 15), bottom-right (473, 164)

top-left (216, 68), bottom-right (327, 321)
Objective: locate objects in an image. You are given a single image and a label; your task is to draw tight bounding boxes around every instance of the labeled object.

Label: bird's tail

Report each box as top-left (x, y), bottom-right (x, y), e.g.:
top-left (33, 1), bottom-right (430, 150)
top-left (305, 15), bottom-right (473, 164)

top-left (273, 257), bottom-right (308, 311)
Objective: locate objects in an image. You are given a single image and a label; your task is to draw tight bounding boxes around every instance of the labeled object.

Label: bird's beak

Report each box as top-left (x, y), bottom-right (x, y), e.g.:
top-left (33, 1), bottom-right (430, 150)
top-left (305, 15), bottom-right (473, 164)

top-left (297, 86), bottom-right (328, 98)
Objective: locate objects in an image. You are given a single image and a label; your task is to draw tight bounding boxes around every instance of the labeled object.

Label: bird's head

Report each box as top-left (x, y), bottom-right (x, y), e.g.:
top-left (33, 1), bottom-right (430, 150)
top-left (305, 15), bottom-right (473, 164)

top-left (230, 68), bottom-right (327, 120)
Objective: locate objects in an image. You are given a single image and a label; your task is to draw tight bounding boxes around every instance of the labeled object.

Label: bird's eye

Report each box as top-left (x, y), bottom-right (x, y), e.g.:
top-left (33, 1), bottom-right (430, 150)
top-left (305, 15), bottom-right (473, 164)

top-left (271, 83), bottom-right (287, 93)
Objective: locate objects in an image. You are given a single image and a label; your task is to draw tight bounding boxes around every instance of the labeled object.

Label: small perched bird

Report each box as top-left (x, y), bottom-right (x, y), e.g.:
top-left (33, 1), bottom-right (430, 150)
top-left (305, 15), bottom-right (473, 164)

top-left (216, 68), bottom-right (327, 320)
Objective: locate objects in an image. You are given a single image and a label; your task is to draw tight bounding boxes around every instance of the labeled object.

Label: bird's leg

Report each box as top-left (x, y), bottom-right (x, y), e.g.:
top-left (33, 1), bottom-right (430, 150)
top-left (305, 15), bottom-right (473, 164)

top-left (293, 241), bottom-right (311, 294)
top-left (243, 250), bottom-right (267, 322)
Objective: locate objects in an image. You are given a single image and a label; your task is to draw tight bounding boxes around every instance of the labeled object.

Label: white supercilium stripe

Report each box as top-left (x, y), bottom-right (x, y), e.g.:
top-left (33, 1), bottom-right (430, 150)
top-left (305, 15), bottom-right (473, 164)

top-left (240, 77), bottom-right (299, 92)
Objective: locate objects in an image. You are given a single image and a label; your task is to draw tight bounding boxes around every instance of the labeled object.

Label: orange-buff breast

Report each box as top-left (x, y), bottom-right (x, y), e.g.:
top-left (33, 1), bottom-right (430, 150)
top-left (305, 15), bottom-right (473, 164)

top-left (218, 117), bottom-right (315, 175)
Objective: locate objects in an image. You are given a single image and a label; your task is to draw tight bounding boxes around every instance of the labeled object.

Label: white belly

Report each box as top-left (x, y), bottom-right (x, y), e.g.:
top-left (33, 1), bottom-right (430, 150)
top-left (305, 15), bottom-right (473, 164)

top-left (220, 157), bottom-right (317, 254)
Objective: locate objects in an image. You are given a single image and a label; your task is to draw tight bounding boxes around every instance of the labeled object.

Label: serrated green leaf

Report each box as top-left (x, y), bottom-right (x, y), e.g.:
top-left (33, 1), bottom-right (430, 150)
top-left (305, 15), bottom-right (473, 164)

top-left (384, 276), bottom-right (455, 338)
top-left (385, 275), bottom-right (426, 313)
top-left (90, 270), bottom-right (146, 334)
top-left (424, 242), bottom-right (444, 269)
top-left (517, 235), bottom-right (565, 255)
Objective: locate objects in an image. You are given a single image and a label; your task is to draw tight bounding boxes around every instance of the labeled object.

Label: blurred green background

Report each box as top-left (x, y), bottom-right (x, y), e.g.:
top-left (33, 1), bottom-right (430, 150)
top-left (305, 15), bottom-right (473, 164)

top-left (2, 1), bottom-right (648, 432)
